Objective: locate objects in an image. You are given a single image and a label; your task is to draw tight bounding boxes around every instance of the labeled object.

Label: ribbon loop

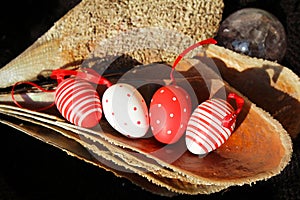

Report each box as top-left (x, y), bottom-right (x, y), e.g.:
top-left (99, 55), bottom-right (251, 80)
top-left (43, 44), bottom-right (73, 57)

top-left (50, 68), bottom-right (112, 87)
top-left (12, 68), bottom-right (112, 111)
top-left (222, 92), bottom-right (244, 128)
top-left (50, 69), bottom-right (78, 84)
top-left (170, 38), bottom-right (217, 84)
top-left (11, 81), bottom-right (56, 111)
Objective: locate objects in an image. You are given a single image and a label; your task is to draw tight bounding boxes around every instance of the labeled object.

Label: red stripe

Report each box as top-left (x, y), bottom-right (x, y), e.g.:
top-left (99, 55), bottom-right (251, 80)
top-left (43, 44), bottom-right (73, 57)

top-left (73, 102), bottom-right (102, 126)
top-left (56, 81), bottom-right (86, 109)
top-left (55, 79), bottom-right (77, 102)
top-left (201, 103), bottom-right (224, 119)
top-left (191, 110), bottom-right (230, 139)
top-left (57, 81), bottom-right (93, 112)
top-left (198, 106), bottom-right (223, 121)
top-left (65, 94), bottom-right (94, 122)
top-left (60, 82), bottom-right (92, 110)
top-left (59, 87), bottom-right (92, 118)
top-left (190, 116), bottom-right (226, 144)
top-left (187, 123), bottom-right (218, 149)
top-left (55, 79), bottom-right (73, 106)
top-left (210, 99), bottom-right (232, 115)
top-left (186, 134), bottom-right (209, 154)
top-left (69, 92), bottom-right (101, 124)
top-left (208, 99), bottom-right (234, 135)
top-left (55, 79), bottom-right (74, 97)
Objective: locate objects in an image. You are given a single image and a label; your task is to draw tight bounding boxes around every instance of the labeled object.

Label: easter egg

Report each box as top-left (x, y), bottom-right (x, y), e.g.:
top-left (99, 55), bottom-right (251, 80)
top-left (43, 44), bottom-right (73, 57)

top-left (149, 85), bottom-right (192, 144)
top-left (55, 78), bottom-right (102, 128)
top-left (185, 98), bottom-right (236, 155)
top-left (102, 83), bottom-right (149, 138)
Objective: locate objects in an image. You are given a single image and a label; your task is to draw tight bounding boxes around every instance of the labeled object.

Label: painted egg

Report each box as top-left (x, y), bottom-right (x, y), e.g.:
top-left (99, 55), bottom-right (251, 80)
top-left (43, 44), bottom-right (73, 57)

top-left (185, 98), bottom-right (236, 155)
top-left (149, 85), bottom-right (192, 144)
top-left (55, 78), bottom-right (102, 128)
top-left (102, 83), bottom-right (149, 138)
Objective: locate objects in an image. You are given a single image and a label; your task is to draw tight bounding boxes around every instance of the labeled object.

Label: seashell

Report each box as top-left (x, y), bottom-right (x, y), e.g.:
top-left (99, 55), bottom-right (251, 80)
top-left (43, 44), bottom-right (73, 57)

top-left (0, 105), bottom-right (229, 196)
top-left (0, 0), bottom-right (224, 89)
top-left (0, 55), bottom-right (295, 196)
top-left (0, 61), bottom-right (293, 196)
top-left (0, 39), bottom-right (75, 88)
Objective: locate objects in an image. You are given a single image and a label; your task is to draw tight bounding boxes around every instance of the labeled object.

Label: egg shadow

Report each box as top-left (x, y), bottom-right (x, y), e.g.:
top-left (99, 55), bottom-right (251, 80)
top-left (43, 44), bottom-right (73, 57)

top-left (195, 55), bottom-right (300, 139)
top-left (177, 57), bottom-right (251, 133)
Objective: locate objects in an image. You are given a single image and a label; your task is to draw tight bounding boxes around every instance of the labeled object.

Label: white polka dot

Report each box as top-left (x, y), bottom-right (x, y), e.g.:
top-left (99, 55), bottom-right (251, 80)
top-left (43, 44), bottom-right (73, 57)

top-left (170, 113), bottom-right (174, 118)
top-left (186, 95), bottom-right (189, 99)
top-left (149, 113), bottom-right (152, 117)
top-left (183, 108), bottom-right (187, 113)
top-left (180, 124), bottom-right (184, 128)
top-left (167, 130), bottom-right (172, 134)
top-left (151, 99), bottom-right (153, 103)
top-left (172, 97), bottom-right (177, 101)
top-left (160, 89), bottom-right (165, 93)
top-left (151, 126), bottom-right (154, 131)
top-left (158, 104), bottom-right (162, 107)
top-left (156, 120), bottom-right (161, 124)
top-left (175, 86), bottom-right (179, 88)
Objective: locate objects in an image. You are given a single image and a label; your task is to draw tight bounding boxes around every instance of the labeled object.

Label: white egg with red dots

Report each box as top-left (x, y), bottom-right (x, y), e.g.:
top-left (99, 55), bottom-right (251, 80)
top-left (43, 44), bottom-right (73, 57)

top-left (102, 83), bottom-right (149, 138)
top-left (149, 85), bottom-right (192, 144)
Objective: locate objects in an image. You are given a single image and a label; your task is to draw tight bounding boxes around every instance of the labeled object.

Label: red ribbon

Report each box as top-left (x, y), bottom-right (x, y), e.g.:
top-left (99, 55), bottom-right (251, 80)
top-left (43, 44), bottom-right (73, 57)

top-left (222, 92), bottom-right (244, 128)
top-left (11, 68), bottom-right (112, 111)
top-left (11, 81), bottom-right (56, 111)
top-left (170, 38), bottom-right (217, 84)
top-left (50, 68), bottom-right (112, 87)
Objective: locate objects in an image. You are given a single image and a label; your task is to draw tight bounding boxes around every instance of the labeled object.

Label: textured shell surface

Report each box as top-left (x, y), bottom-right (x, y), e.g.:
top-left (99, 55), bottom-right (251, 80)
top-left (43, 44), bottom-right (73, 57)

top-left (0, 39), bottom-right (73, 88)
top-left (0, 0), bottom-right (224, 88)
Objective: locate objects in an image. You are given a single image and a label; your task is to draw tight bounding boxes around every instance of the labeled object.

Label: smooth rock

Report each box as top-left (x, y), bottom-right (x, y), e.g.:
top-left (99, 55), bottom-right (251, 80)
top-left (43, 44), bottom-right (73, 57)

top-left (217, 8), bottom-right (287, 62)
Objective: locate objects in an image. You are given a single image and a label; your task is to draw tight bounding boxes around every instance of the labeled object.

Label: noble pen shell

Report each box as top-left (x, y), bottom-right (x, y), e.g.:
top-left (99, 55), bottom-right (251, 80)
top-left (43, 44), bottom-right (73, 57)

top-left (102, 83), bottom-right (150, 138)
top-left (55, 78), bottom-right (103, 128)
top-left (186, 95), bottom-right (242, 155)
top-left (149, 85), bottom-right (192, 144)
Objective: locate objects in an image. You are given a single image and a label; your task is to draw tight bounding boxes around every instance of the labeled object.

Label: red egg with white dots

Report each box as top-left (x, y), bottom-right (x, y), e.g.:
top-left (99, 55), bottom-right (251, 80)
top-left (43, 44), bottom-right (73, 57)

top-left (149, 85), bottom-right (192, 144)
top-left (55, 78), bottom-right (102, 128)
top-left (102, 83), bottom-right (149, 138)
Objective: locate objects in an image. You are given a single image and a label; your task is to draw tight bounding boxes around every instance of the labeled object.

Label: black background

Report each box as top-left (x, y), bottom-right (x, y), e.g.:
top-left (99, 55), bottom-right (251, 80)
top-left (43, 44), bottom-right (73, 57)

top-left (0, 0), bottom-right (299, 199)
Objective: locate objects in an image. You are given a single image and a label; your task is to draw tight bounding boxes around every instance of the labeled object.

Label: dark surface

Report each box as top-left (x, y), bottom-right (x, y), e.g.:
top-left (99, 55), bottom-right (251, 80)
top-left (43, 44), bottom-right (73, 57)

top-left (0, 0), bottom-right (299, 199)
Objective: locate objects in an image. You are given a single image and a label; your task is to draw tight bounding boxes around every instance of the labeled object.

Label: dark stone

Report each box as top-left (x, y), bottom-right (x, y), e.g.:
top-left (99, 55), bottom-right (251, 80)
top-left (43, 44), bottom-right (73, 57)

top-left (216, 8), bottom-right (287, 62)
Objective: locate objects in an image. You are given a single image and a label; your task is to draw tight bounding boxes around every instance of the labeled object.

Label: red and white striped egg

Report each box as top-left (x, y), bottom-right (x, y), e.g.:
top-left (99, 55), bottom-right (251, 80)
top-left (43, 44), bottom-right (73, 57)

top-left (102, 83), bottom-right (149, 138)
top-left (186, 98), bottom-right (235, 155)
top-left (55, 78), bottom-right (102, 128)
top-left (149, 85), bottom-right (192, 144)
